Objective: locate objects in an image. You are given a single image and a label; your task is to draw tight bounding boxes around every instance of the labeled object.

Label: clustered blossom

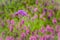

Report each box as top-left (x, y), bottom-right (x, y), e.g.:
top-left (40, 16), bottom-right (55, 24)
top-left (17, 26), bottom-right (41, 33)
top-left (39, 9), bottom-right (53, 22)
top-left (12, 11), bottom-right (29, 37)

top-left (6, 36), bottom-right (14, 40)
top-left (29, 36), bottom-right (37, 40)
top-left (15, 10), bottom-right (27, 16)
top-left (0, 0), bottom-right (60, 40)
top-left (0, 37), bottom-right (2, 40)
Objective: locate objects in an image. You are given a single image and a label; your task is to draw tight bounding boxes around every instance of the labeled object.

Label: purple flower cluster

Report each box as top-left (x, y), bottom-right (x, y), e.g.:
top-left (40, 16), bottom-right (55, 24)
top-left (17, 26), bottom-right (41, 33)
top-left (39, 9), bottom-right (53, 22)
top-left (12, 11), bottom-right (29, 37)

top-left (0, 0), bottom-right (60, 40)
top-left (15, 10), bottom-right (27, 16)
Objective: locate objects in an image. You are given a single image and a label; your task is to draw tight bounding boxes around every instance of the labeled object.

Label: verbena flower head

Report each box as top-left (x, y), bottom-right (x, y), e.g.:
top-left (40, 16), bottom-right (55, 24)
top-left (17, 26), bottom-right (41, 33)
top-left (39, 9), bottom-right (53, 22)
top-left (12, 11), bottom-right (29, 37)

top-left (15, 10), bottom-right (27, 16)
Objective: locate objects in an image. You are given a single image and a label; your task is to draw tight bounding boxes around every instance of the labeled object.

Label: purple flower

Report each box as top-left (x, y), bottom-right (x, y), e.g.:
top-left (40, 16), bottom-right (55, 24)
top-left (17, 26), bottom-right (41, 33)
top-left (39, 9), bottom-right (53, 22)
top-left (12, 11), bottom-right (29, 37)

top-left (0, 37), bottom-right (2, 40)
top-left (9, 25), bottom-right (13, 32)
top-left (15, 10), bottom-right (27, 16)
top-left (46, 25), bottom-right (54, 33)
top-left (51, 0), bottom-right (54, 3)
top-left (56, 25), bottom-right (60, 32)
top-left (35, 34), bottom-right (40, 39)
top-left (35, 0), bottom-right (38, 5)
top-left (45, 35), bottom-right (54, 40)
top-left (40, 35), bottom-right (54, 40)
top-left (21, 32), bottom-right (26, 38)
top-left (29, 36), bottom-right (37, 40)
top-left (40, 36), bottom-right (44, 40)
top-left (26, 29), bottom-right (30, 35)
top-left (6, 36), bottom-right (14, 40)
top-left (20, 19), bottom-right (24, 25)
top-left (58, 32), bottom-right (60, 40)
top-left (43, 8), bottom-right (47, 12)
top-left (1, 22), bottom-right (5, 27)
top-left (33, 8), bottom-right (38, 12)
top-left (10, 20), bottom-right (15, 25)
top-left (20, 32), bottom-right (26, 40)
top-left (52, 18), bottom-right (57, 24)
top-left (48, 10), bottom-right (53, 17)
top-left (40, 27), bottom-right (46, 34)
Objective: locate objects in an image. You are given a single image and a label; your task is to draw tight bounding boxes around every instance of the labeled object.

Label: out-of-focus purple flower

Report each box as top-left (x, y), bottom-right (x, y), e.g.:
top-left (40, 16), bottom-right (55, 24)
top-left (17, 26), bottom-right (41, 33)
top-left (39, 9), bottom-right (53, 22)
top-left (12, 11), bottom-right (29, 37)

top-left (52, 18), bottom-right (57, 24)
top-left (33, 8), bottom-right (38, 12)
top-left (40, 35), bottom-right (54, 40)
top-left (23, 26), bottom-right (27, 30)
top-left (48, 10), bottom-right (53, 17)
top-left (31, 14), bottom-right (38, 21)
top-left (39, 36), bottom-right (44, 40)
top-left (6, 19), bottom-right (11, 26)
top-left (6, 36), bottom-right (14, 40)
top-left (43, 18), bottom-right (46, 21)
top-left (40, 26), bottom-right (46, 34)
top-left (26, 29), bottom-right (30, 35)
top-left (35, 0), bottom-right (38, 5)
top-left (21, 32), bottom-right (26, 38)
top-left (0, 37), bottom-right (2, 40)
top-left (9, 25), bottom-right (13, 32)
top-left (51, 0), bottom-right (54, 3)
top-left (46, 25), bottom-right (54, 33)
top-left (20, 32), bottom-right (26, 40)
top-left (40, 14), bottom-right (44, 18)
top-left (58, 32), bottom-right (60, 40)
top-left (1, 22), bottom-right (5, 27)
top-left (20, 19), bottom-right (24, 25)
top-left (15, 10), bottom-right (27, 16)
top-left (20, 19), bottom-right (24, 26)
top-left (44, 2), bottom-right (48, 7)
top-left (29, 36), bottom-right (37, 40)
top-left (10, 20), bottom-right (15, 25)
top-left (42, 11), bottom-right (46, 16)
top-left (44, 8), bottom-right (47, 12)
top-left (56, 25), bottom-right (60, 32)
top-left (1, 31), bottom-right (5, 38)
top-left (35, 34), bottom-right (40, 39)
top-left (45, 35), bottom-right (54, 40)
